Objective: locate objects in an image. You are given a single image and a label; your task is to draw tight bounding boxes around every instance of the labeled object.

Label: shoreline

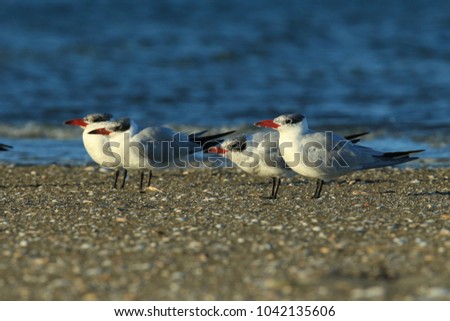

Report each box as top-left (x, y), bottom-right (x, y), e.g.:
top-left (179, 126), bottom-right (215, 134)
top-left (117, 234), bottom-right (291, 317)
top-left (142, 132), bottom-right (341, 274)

top-left (0, 165), bottom-right (449, 300)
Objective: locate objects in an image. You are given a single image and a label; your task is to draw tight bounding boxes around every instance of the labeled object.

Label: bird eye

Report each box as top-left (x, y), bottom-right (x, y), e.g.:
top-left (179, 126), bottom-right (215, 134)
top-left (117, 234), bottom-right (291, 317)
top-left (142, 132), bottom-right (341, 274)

top-left (285, 119), bottom-right (292, 124)
top-left (229, 141), bottom-right (245, 151)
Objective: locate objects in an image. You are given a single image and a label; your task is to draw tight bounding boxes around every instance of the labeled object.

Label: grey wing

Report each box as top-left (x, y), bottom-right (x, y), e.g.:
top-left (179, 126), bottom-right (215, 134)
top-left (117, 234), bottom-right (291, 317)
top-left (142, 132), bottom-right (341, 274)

top-left (254, 131), bottom-right (293, 174)
top-left (133, 127), bottom-right (174, 166)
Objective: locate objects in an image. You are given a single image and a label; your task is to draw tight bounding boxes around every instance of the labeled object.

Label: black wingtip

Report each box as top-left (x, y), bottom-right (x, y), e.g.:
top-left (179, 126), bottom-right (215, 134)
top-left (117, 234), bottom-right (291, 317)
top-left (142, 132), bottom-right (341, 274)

top-left (0, 144), bottom-right (13, 151)
top-left (188, 130), bottom-right (208, 141)
top-left (344, 131), bottom-right (370, 141)
top-left (190, 130), bottom-right (235, 142)
top-left (189, 130), bottom-right (235, 152)
top-left (376, 149), bottom-right (425, 159)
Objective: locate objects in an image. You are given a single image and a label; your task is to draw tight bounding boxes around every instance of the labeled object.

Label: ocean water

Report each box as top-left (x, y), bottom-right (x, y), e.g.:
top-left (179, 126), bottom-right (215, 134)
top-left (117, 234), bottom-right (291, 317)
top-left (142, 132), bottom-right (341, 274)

top-left (0, 0), bottom-right (448, 165)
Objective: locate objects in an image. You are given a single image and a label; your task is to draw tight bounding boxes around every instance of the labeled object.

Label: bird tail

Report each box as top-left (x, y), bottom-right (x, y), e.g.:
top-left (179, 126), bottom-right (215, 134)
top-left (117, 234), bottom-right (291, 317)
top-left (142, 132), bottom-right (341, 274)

top-left (368, 149), bottom-right (424, 168)
top-left (375, 149), bottom-right (424, 159)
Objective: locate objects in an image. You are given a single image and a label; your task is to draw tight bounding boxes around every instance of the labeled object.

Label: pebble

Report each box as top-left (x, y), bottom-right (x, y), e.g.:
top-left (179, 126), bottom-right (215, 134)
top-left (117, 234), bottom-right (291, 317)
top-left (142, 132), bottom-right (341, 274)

top-left (0, 165), bottom-right (448, 301)
top-left (393, 237), bottom-right (408, 245)
top-left (351, 286), bottom-right (385, 299)
top-left (420, 287), bottom-right (450, 300)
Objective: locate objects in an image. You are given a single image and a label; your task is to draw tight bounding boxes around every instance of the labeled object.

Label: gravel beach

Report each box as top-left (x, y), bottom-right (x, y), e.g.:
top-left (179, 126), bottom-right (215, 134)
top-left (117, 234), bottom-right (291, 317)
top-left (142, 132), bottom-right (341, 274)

top-left (0, 165), bottom-right (449, 300)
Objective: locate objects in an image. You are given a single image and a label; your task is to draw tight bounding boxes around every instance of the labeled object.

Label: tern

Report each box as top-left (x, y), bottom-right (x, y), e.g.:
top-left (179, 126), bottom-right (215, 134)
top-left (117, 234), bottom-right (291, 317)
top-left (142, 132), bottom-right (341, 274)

top-left (208, 131), bottom-right (297, 199)
top-left (255, 114), bottom-right (423, 198)
top-left (64, 113), bottom-right (137, 188)
top-left (208, 130), bottom-right (369, 199)
top-left (89, 118), bottom-right (234, 192)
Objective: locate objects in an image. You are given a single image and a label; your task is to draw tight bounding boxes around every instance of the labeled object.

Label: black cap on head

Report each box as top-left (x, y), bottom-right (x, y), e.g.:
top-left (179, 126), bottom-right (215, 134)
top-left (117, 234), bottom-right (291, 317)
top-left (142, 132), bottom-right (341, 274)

top-left (111, 118), bottom-right (131, 132)
top-left (225, 135), bottom-right (248, 152)
top-left (275, 113), bottom-right (305, 125)
top-left (84, 113), bottom-right (113, 123)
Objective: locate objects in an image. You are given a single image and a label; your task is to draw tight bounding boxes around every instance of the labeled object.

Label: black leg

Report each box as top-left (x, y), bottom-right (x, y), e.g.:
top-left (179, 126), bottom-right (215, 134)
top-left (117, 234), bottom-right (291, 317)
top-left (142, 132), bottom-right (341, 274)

top-left (270, 177), bottom-right (277, 199)
top-left (147, 170), bottom-right (153, 187)
top-left (140, 170), bottom-right (152, 192)
top-left (273, 177), bottom-right (282, 199)
top-left (140, 170), bottom-right (145, 192)
top-left (313, 179), bottom-right (324, 199)
top-left (113, 170), bottom-right (120, 189)
top-left (120, 169), bottom-right (127, 189)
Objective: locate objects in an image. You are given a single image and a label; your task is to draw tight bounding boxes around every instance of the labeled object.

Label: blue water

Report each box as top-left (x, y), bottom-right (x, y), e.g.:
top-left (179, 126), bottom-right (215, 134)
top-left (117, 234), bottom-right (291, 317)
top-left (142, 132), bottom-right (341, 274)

top-left (0, 0), bottom-right (448, 165)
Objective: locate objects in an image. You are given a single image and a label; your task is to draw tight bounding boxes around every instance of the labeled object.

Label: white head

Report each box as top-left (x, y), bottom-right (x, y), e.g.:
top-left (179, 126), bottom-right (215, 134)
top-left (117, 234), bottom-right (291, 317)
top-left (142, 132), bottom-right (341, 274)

top-left (87, 118), bottom-right (132, 137)
top-left (64, 113), bottom-right (114, 128)
top-left (64, 114), bottom-right (116, 165)
top-left (207, 134), bottom-right (248, 159)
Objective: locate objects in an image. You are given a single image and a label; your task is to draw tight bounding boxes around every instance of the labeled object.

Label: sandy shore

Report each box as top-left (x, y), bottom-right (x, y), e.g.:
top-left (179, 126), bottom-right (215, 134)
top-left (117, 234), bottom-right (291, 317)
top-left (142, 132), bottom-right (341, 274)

top-left (0, 165), bottom-right (449, 300)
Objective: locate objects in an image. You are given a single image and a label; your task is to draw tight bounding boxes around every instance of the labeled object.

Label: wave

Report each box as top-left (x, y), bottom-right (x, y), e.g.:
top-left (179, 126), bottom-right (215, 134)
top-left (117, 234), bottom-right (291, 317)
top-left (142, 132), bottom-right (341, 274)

top-left (0, 122), bottom-right (448, 166)
top-left (0, 122), bottom-right (80, 139)
top-left (0, 122), bottom-right (245, 140)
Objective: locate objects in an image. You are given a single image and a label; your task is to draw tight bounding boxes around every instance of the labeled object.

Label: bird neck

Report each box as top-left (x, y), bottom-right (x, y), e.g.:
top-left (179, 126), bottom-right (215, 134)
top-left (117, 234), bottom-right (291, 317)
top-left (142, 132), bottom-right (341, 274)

top-left (282, 119), bottom-right (309, 136)
top-left (298, 119), bottom-right (309, 134)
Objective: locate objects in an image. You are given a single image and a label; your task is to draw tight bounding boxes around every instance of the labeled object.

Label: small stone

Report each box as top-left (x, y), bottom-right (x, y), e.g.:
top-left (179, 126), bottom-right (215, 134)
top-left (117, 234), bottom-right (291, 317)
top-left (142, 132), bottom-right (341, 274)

top-left (351, 286), bottom-right (385, 299)
top-left (424, 255), bottom-right (433, 262)
top-left (80, 243), bottom-right (91, 249)
top-left (188, 241), bottom-right (202, 250)
top-left (82, 293), bottom-right (98, 300)
top-left (415, 238), bottom-right (427, 247)
top-left (319, 247), bottom-right (329, 254)
top-left (393, 237), bottom-right (407, 245)
top-left (145, 186), bottom-right (163, 193)
top-left (271, 225), bottom-right (284, 231)
top-left (32, 258), bottom-right (48, 265)
top-left (352, 190), bottom-right (370, 195)
top-left (421, 287), bottom-right (450, 300)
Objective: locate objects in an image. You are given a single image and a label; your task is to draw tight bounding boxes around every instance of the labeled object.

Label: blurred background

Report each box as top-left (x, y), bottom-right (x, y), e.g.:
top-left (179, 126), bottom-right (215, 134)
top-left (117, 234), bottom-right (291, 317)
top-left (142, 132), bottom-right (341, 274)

top-left (0, 0), bottom-right (448, 165)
